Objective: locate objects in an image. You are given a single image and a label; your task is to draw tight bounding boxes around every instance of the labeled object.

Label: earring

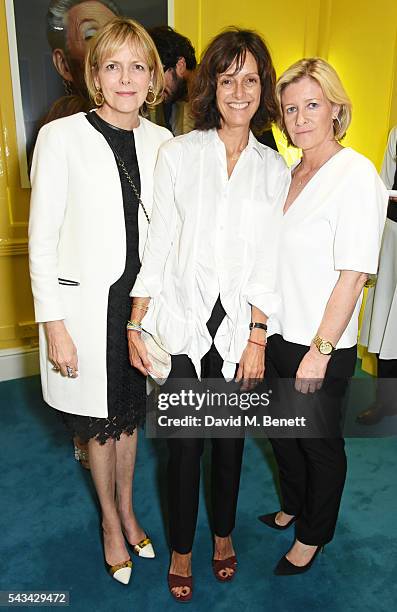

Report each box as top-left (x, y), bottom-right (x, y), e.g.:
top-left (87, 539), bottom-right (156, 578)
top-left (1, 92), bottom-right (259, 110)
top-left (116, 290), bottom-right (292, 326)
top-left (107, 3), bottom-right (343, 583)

top-left (63, 79), bottom-right (73, 96)
top-left (145, 84), bottom-right (157, 105)
top-left (333, 115), bottom-right (342, 129)
top-left (94, 89), bottom-right (104, 107)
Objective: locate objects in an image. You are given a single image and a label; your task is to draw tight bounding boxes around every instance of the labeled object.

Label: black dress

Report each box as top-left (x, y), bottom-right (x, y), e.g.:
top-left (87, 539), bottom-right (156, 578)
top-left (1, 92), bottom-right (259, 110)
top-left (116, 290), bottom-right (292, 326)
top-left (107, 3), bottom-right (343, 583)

top-left (62, 113), bottom-right (146, 444)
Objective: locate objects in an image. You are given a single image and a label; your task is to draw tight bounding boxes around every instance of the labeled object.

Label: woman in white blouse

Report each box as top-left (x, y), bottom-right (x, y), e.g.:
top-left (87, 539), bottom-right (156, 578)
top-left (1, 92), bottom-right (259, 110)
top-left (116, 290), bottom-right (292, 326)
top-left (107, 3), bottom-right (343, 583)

top-left (128, 28), bottom-right (289, 601)
top-left (258, 58), bottom-right (388, 575)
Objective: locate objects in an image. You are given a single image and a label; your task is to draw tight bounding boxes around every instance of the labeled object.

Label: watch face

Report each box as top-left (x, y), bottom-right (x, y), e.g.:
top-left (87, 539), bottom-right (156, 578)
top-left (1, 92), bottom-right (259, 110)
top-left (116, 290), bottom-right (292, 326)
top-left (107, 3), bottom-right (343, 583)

top-left (320, 341), bottom-right (333, 355)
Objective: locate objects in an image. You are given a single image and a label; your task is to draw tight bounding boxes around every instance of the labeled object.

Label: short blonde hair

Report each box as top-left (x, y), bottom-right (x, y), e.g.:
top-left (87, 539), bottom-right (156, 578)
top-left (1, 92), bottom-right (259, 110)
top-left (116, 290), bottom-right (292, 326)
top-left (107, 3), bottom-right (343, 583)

top-left (275, 57), bottom-right (352, 146)
top-left (85, 17), bottom-right (164, 110)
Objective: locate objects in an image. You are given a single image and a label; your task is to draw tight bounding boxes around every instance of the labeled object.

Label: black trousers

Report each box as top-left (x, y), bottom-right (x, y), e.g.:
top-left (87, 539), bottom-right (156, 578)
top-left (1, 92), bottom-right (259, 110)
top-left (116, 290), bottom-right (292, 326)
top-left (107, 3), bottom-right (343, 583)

top-left (375, 202), bottom-right (397, 415)
top-left (266, 334), bottom-right (357, 546)
top-left (376, 355), bottom-right (397, 415)
top-left (167, 298), bottom-right (244, 554)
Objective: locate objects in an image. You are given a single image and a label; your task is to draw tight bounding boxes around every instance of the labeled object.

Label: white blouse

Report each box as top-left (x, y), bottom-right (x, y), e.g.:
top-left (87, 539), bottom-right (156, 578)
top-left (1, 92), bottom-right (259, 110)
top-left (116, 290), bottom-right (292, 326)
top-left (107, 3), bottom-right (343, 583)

top-left (131, 128), bottom-right (289, 378)
top-left (267, 147), bottom-right (388, 348)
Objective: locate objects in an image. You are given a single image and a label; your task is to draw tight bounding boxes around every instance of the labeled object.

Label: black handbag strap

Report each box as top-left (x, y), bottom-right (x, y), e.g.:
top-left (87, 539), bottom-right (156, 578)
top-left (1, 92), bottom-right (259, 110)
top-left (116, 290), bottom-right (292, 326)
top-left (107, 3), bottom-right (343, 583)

top-left (90, 112), bottom-right (150, 224)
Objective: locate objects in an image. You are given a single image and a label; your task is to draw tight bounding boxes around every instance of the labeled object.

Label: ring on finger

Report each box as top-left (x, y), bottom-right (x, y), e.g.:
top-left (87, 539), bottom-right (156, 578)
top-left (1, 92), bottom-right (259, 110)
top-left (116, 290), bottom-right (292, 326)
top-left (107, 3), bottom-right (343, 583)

top-left (66, 365), bottom-right (74, 378)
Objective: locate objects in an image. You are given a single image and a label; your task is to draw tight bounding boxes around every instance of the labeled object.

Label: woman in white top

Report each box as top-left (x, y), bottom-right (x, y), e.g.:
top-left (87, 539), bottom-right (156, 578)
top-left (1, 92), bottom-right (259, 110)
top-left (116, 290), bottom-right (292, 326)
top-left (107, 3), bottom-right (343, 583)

top-left (358, 125), bottom-right (397, 424)
top-left (257, 58), bottom-right (388, 575)
top-left (29, 19), bottom-right (171, 584)
top-left (128, 28), bottom-right (289, 601)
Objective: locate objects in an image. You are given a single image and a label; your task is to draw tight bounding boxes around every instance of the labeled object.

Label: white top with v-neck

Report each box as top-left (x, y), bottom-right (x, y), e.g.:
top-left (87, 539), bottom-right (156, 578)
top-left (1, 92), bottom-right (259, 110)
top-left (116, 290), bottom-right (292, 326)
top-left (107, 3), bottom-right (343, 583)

top-left (267, 147), bottom-right (388, 348)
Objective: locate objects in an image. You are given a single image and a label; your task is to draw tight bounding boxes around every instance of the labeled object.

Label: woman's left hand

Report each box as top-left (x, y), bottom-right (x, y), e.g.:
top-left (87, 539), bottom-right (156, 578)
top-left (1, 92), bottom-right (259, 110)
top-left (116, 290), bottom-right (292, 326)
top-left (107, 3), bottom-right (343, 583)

top-left (236, 343), bottom-right (265, 391)
top-left (295, 348), bottom-right (331, 394)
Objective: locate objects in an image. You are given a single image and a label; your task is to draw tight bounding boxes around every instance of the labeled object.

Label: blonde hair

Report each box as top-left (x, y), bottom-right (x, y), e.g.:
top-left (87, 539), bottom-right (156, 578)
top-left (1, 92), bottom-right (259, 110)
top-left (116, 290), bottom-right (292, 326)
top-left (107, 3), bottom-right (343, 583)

top-left (275, 57), bottom-right (352, 146)
top-left (85, 17), bottom-right (164, 109)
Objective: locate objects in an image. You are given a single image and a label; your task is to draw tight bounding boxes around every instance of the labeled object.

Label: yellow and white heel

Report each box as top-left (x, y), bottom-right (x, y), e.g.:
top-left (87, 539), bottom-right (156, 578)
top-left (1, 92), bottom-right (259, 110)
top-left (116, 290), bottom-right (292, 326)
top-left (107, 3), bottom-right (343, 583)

top-left (107, 559), bottom-right (133, 584)
top-left (131, 536), bottom-right (155, 559)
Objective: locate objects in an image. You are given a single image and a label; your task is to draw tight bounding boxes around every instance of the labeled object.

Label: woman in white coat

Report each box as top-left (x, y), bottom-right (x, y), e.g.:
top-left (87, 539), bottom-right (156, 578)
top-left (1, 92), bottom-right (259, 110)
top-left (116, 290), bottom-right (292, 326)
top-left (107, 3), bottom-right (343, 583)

top-left (358, 125), bottom-right (397, 424)
top-left (29, 18), bottom-right (171, 584)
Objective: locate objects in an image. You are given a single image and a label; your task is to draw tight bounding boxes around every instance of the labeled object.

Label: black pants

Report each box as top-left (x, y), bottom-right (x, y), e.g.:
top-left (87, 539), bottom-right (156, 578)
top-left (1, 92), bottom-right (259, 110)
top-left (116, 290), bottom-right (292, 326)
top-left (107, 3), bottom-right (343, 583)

top-left (167, 298), bottom-right (244, 554)
top-left (376, 355), bottom-right (397, 415)
top-left (266, 334), bottom-right (356, 546)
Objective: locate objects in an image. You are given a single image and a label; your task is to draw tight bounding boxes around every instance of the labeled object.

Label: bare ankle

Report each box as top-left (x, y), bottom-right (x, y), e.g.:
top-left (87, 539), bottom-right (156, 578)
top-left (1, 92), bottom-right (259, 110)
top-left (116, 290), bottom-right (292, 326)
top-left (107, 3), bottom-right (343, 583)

top-left (170, 551), bottom-right (192, 574)
top-left (116, 500), bottom-right (133, 516)
top-left (214, 534), bottom-right (232, 544)
top-left (102, 517), bottom-right (122, 534)
top-left (172, 551), bottom-right (191, 562)
top-left (213, 535), bottom-right (234, 559)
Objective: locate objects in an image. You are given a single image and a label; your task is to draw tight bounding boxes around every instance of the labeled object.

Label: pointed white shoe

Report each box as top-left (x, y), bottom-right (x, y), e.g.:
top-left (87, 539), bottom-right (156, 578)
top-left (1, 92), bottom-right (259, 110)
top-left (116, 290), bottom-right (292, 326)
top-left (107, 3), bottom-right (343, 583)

top-left (131, 536), bottom-right (155, 558)
top-left (107, 559), bottom-right (133, 584)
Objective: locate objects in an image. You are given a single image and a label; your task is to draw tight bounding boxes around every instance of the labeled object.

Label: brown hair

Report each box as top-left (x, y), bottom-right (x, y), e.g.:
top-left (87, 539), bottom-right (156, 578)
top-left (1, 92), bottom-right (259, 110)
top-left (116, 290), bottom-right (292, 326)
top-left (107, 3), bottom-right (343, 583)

top-left (276, 57), bottom-right (352, 145)
top-left (85, 17), bottom-right (164, 110)
top-left (190, 27), bottom-right (279, 132)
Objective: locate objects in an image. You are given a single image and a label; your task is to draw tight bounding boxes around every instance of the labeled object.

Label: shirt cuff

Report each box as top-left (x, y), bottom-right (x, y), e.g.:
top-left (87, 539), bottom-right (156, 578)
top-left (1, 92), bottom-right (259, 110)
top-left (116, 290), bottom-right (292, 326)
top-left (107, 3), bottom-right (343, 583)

top-left (244, 284), bottom-right (280, 317)
top-left (34, 299), bottom-right (65, 323)
top-left (130, 275), bottom-right (158, 298)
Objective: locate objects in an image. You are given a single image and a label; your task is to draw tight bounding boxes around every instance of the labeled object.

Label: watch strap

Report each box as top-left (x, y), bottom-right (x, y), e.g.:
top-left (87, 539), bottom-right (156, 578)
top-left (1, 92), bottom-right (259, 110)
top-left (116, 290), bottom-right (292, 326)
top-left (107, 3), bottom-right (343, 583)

top-left (249, 322), bottom-right (268, 331)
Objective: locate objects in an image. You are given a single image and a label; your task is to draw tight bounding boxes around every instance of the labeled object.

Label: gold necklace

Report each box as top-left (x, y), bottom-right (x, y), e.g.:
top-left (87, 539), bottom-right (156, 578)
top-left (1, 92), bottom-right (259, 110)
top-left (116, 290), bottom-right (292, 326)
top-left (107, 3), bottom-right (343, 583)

top-left (295, 167), bottom-right (318, 186)
top-left (227, 142), bottom-right (248, 162)
top-left (293, 149), bottom-right (341, 186)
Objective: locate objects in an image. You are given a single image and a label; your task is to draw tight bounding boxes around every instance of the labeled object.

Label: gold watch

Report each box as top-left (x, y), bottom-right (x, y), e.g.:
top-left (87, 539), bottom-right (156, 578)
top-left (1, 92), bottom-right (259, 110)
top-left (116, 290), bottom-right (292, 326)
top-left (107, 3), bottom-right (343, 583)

top-left (313, 335), bottom-right (335, 355)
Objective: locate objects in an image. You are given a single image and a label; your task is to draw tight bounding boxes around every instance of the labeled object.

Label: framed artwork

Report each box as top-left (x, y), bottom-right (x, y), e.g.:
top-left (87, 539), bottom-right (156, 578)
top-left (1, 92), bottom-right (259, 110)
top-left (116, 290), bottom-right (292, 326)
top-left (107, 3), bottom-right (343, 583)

top-left (5, 0), bottom-right (173, 187)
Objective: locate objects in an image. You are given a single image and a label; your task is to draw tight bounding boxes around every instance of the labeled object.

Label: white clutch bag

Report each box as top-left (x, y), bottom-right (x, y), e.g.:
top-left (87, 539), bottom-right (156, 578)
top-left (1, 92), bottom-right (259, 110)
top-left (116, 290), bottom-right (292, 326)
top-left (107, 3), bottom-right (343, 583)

top-left (141, 330), bottom-right (171, 385)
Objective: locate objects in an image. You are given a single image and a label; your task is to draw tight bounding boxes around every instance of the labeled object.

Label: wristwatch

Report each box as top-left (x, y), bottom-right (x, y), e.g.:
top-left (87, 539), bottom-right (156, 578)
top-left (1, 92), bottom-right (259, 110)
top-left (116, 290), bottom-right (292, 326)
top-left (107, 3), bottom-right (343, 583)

top-left (249, 322), bottom-right (268, 331)
top-left (313, 334), bottom-right (335, 355)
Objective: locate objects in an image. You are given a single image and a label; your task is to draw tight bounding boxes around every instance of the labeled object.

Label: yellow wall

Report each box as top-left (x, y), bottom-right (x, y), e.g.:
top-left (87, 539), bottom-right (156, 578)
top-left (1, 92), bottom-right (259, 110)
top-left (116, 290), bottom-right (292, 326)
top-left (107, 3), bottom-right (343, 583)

top-left (0, 3), bottom-right (36, 351)
top-left (175, 0), bottom-right (397, 164)
top-left (1, 0), bottom-right (397, 354)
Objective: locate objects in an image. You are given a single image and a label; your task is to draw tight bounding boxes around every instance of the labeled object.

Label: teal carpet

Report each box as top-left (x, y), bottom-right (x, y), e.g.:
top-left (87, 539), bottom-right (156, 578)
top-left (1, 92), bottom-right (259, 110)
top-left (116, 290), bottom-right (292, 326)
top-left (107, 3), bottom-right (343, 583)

top-left (1, 373), bottom-right (396, 612)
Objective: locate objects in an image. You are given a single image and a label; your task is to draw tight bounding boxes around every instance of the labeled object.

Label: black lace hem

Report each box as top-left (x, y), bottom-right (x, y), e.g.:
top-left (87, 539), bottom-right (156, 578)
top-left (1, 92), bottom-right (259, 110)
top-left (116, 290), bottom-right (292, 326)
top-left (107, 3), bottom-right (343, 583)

top-left (61, 408), bottom-right (145, 445)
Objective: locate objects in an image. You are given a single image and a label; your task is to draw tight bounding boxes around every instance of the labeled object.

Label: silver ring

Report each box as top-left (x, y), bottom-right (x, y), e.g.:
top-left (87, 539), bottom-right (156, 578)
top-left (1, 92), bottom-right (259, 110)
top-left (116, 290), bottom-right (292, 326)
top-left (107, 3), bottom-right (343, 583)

top-left (52, 365), bottom-right (59, 371)
top-left (66, 366), bottom-right (74, 378)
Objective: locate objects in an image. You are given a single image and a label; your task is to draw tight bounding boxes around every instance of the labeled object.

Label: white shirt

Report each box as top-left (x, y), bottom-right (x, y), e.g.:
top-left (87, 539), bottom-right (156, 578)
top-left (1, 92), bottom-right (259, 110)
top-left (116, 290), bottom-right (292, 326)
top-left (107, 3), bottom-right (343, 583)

top-left (380, 125), bottom-right (397, 188)
top-left (267, 147), bottom-right (388, 348)
top-left (131, 128), bottom-right (289, 378)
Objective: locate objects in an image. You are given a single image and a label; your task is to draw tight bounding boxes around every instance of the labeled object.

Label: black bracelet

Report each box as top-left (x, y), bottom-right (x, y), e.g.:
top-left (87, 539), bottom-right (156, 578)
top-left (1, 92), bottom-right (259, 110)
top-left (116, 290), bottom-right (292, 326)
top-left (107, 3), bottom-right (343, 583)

top-left (249, 322), bottom-right (268, 331)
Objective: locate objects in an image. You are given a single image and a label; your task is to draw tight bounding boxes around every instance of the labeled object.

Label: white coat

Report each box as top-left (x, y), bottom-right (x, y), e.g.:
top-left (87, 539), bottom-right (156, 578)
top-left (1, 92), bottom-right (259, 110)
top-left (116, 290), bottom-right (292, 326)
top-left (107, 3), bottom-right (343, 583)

top-left (29, 112), bottom-right (171, 418)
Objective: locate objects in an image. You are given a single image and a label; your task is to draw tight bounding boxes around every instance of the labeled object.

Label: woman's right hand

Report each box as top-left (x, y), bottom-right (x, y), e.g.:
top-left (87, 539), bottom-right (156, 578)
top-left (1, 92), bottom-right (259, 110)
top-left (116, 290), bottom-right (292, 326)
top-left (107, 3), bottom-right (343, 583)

top-left (44, 320), bottom-right (78, 377)
top-left (128, 330), bottom-right (152, 375)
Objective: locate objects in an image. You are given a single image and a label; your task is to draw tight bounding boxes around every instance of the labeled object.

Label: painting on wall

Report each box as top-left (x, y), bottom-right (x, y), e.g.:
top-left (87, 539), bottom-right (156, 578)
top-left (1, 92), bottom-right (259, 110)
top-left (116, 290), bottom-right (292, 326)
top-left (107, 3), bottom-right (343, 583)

top-left (5, 0), bottom-right (171, 187)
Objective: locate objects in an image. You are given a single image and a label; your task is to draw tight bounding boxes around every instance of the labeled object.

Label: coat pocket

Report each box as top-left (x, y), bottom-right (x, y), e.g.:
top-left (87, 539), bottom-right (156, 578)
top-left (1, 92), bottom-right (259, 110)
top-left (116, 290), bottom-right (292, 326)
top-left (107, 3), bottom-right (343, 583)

top-left (58, 278), bottom-right (80, 286)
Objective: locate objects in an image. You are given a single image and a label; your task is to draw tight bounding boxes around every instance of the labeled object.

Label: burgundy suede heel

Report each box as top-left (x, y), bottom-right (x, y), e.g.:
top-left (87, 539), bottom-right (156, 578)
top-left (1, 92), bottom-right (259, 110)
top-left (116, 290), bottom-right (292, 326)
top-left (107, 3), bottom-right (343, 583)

top-left (212, 555), bottom-right (237, 582)
top-left (167, 573), bottom-right (193, 603)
